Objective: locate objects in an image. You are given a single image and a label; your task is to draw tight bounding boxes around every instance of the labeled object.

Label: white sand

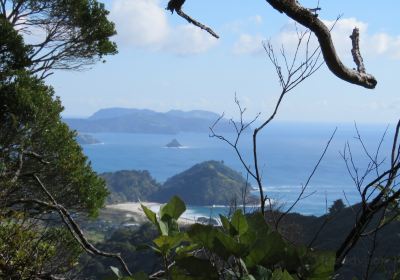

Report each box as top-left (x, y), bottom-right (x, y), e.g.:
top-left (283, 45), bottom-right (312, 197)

top-left (106, 202), bottom-right (197, 225)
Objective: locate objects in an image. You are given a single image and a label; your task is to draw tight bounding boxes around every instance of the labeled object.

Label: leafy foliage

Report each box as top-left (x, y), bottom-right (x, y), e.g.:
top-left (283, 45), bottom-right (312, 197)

top-left (328, 199), bottom-right (345, 215)
top-left (0, 72), bottom-right (108, 216)
top-left (1, 1), bottom-right (117, 278)
top-left (0, 17), bottom-right (32, 79)
top-left (0, 216), bottom-right (82, 279)
top-left (2, 0), bottom-right (118, 76)
top-left (110, 196), bottom-right (336, 279)
top-left (102, 170), bottom-right (161, 204)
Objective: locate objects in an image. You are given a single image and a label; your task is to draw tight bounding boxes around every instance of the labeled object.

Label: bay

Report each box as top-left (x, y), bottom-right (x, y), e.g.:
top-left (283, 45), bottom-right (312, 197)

top-left (81, 122), bottom-right (394, 216)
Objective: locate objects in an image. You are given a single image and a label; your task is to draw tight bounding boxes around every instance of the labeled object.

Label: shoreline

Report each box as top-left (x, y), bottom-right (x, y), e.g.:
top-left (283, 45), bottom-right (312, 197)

top-left (106, 202), bottom-right (199, 225)
top-left (106, 202), bottom-right (265, 225)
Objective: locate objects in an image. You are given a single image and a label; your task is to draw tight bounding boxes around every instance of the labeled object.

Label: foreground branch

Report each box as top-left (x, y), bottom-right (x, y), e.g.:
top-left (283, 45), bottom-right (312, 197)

top-left (264, 0), bottom-right (377, 89)
top-left (167, 0), bottom-right (219, 38)
top-left (9, 175), bottom-right (133, 277)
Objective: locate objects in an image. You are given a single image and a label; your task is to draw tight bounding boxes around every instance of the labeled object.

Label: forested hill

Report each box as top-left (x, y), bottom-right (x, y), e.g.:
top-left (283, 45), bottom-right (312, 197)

top-left (102, 161), bottom-right (254, 205)
top-left (150, 160), bottom-right (253, 205)
top-left (64, 108), bottom-right (234, 134)
top-left (101, 170), bottom-right (161, 204)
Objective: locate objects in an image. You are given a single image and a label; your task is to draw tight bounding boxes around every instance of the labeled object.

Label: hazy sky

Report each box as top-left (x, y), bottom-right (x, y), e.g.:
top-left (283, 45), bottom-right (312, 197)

top-left (48, 0), bottom-right (399, 124)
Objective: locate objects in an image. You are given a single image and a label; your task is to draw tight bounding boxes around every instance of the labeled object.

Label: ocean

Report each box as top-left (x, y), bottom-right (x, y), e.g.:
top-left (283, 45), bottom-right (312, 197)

top-left (81, 122), bottom-right (394, 217)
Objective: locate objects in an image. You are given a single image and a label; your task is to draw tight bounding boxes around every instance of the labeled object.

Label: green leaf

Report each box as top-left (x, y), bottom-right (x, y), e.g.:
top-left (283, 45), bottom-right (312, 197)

top-left (246, 213), bottom-right (269, 235)
top-left (141, 204), bottom-right (157, 225)
top-left (220, 214), bottom-right (231, 232)
top-left (158, 220), bottom-right (169, 236)
top-left (153, 233), bottom-right (187, 255)
top-left (231, 210), bottom-right (248, 236)
top-left (307, 251), bottom-right (335, 279)
top-left (244, 243), bottom-right (268, 269)
top-left (271, 269), bottom-right (294, 280)
top-left (187, 224), bottom-right (217, 250)
top-left (262, 232), bottom-right (289, 264)
top-left (215, 230), bottom-right (243, 257)
top-left (160, 196), bottom-right (186, 220)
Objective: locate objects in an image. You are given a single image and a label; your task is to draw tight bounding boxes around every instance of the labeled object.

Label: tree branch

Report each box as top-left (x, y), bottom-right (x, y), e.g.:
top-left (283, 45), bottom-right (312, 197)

top-left (264, 0), bottom-right (377, 89)
top-left (8, 175), bottom-right (133, 277)
top-left (167, 0), bottom-right (219, 39)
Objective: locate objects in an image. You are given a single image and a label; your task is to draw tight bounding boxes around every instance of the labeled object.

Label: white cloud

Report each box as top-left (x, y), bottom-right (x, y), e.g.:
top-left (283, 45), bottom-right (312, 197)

top-left (250, 15), bottom-right (263, 25)
top-left (223, 15), bottom-right (263, 33)
top-left (110, 0), bottom-right (217, 55)
top-left (110, 0), bottom-right (169, 48)
top-left (323, 18), bottom-right (400, 60)
top-left (366, 33), bottom-right (400, 59)
top-left (165, 25), bottom-right (218, 55)
top-left (233, 34), bottom-right (265, 55)
top-left (234, 17), bottom-right (400, 60)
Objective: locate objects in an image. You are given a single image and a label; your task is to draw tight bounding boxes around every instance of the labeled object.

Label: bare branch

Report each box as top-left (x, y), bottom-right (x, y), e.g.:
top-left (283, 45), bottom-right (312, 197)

top-left (166, 0), bottom-right (219, 38)
top-left (350, 28), bottom-right (366, 73)
top-left (10, 175), bottom-right (134, 277)
top-left (335, 121), bottom-right (400, 270)
top-left (175, 9), bottom-right (219, 39)
top-left (276, 127), bottom-right (337, 228)
top-left (264, 0), bottom-right (377, 89)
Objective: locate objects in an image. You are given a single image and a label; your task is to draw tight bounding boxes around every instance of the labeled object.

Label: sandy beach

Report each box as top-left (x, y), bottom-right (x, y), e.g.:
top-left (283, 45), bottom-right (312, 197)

top-left (106, 202), bottom-right (197, 225)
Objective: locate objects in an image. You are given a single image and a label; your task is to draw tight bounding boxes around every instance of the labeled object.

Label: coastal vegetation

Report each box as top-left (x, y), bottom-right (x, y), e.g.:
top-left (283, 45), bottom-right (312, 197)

top-left (151, 160), bottom-right (253, 205)
top-left (102, 160), bottom-right (254, 206)
top-left (76, 133), bottom-right (101, 145)
top-left (102, 170), bottom-right (161, 204)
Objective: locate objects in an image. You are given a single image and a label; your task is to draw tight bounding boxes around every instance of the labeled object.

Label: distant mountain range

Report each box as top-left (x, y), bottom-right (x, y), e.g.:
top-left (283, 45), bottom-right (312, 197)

top-left (65, 108), bottom-right (236, 134)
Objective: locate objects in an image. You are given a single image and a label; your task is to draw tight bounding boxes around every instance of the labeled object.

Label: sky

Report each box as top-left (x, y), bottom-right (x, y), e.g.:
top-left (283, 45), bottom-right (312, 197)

top-left (47, 0), bottom-right (399, 124)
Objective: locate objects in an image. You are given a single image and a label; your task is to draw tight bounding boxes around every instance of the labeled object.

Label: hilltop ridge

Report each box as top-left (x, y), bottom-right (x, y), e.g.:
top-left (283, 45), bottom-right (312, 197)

top-left (102, 160), bottom-right (255, 205)
top-left (64, 108), bottom-right (235, 134)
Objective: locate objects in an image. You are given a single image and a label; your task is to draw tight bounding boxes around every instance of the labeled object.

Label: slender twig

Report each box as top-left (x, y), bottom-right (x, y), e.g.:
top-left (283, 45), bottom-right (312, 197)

top-left (9, 175), bottom-right (134, 277)
top-left (276, 127), bottom-right (337, 228)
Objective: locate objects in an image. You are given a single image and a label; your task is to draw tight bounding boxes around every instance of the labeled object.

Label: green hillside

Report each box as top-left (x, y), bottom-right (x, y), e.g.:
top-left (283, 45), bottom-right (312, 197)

top-left (101, 170), bottom-right (161, 204)
top-left (150, 160), bottom-right (252, 205)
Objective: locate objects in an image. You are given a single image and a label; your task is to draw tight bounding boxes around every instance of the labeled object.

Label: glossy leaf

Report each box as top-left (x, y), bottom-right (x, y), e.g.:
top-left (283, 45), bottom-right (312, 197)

top-left (141, 204), bottom-right (157, 226)
top-left (271, 269), bottom-right (294, 280)
top-left (160, 196), bottom-right (186, 220)
top-left (231, 210), bottom-right (248, 236)
top-left (220, 214), bottom-right (231, 232)
top-left (308, 251), bottom-right (335, 279)
top-left (187, 224), bottom-right (217, 249)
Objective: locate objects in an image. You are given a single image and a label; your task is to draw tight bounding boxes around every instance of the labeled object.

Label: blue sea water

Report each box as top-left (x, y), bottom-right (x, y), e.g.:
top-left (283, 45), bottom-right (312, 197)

top-left (81, 122), bottom-right (395, 217)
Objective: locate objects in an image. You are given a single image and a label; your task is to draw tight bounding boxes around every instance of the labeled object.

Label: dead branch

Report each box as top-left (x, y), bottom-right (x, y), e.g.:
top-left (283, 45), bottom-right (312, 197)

top-left (210, 28), bottom-right (323, 216)
top-left (335, 120), bottom-right (400, 270)
top-left (166, 0), bottom-right (219, 38)
top-left (350, 28), bottom-right (366, 73)
top-left (263, 0), bottom-right (377, 89)
top-left (176, 9), bottom-right (219, 39)
top-left (169, 0), bottom-right (377, 88)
